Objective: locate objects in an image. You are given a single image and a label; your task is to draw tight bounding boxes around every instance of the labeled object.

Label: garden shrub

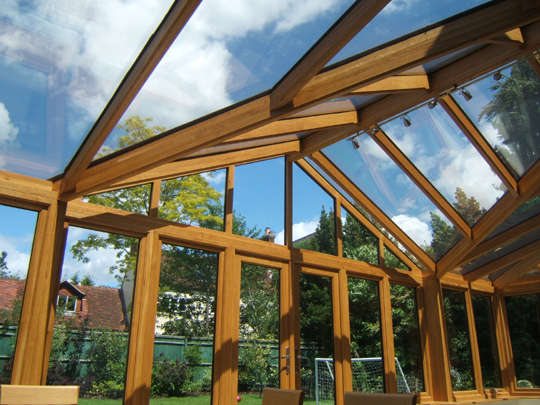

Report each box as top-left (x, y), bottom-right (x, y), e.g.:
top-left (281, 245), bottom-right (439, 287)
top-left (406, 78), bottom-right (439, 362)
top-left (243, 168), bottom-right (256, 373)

top-left (151, 354), bottom-right (190, 397)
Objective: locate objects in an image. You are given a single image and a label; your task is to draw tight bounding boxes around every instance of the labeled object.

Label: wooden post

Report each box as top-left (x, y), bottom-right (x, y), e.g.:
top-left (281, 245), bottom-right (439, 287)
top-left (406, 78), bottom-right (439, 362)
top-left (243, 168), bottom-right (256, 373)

top-left (11, 201), bottom-right (67, 385)
top-left (421, 275), bottom-right (453, 401)
top-left (124, 230), bottom-right (162, 405)
top-left (493, 291), bottom-right (517, 394)
top-left (380, 276), bottom-right (398, 393)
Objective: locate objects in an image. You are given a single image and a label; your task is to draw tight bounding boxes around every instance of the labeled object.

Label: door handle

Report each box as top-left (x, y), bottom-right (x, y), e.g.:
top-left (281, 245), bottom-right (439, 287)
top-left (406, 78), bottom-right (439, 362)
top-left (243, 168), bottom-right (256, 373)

top-left (273, 346), bottom-right (291, 375)
top-left (295, 347), bottom-right (308, 374)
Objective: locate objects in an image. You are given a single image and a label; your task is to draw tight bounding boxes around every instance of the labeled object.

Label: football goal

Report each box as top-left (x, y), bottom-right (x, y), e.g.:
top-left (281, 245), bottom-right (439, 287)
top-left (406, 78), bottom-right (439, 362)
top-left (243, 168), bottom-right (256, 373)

top-left (314, 357), bottom-right (410, 405)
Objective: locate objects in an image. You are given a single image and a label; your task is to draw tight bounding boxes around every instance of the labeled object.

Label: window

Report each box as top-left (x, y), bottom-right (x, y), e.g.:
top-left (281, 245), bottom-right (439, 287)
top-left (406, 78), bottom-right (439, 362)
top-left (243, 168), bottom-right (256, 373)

top-left (57, 295), bottom-right (77, 313)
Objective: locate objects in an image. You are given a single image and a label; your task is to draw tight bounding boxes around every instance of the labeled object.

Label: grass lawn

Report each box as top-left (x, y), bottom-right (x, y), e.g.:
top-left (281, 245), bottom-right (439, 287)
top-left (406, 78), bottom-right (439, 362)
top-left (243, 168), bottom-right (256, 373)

top-left (79, 394), bottom-right (266, 405)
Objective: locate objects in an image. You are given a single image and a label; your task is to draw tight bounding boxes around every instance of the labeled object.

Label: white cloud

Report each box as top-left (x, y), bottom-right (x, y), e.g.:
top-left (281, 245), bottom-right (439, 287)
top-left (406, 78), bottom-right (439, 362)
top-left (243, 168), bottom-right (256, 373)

top-left (392, 214), bottom-right (431, 246)
top-left (380, 0), bottom-right (418, 15)
top-left (0, 102), bottom-right (18, 145)
top-left (201, 170), bottom-right (226, 187)
top-left (275, 219), bottom-right (319, 244)
top-left (0, 234), bottom-right (32, 278)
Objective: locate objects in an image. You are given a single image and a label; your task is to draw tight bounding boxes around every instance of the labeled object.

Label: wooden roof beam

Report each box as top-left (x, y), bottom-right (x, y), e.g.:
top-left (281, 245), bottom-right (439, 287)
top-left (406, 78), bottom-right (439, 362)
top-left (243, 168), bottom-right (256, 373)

top-left (350, 75), bottom-right (430, 94)
top-left (291, 0), bottom-right (540, 109)
top-left (310, 151), bottom-right (436, 271)
top-left (484, 28), bottom-right (525, 47)
top-left (58, 2), bottom-right (540, 200)
top-left (493, 254), bottom-right (540, 289)
top-left (225, 111), bottom-right (358, 143)
top-left (368, 127), bottom-right (472, 239)
top-left (439, 96), bottom-right (519, 196)
top-left (270, 0), bottom-right (392, 110)
top-left (288, 124), bottom-right (358, 162)
top-left (58, 0), bottom-right (202, 195)
top-left (463, 237), bottom-right (540, 282)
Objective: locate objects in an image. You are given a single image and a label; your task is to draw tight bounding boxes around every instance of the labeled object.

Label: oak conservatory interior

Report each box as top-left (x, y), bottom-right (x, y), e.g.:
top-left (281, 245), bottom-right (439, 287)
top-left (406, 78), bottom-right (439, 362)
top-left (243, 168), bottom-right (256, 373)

top-left (1, 1), bottom-right (540, 405)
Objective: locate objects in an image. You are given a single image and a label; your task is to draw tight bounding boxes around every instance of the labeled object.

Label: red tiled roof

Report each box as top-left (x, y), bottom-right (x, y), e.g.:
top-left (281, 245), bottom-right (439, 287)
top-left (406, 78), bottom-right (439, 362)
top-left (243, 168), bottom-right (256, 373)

top-left (0, 279), bottom-right (25, 310)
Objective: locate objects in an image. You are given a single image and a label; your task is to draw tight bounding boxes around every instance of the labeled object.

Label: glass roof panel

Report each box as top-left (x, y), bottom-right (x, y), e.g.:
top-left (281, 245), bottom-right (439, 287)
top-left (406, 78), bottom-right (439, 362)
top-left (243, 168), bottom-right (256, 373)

top-left (102, 0), bottom-right (356, 154)
top-left (0, 0), bottom-right (175, 178)
top-left (461, 227), bottom-right (540, 275)
top-left (381, 104), bottom-right (507, 227)
top-left (327, 0), bottom-right (494, 68)
top-left (323, 136), bottom-right (463, 261)
top-left (485, 195), bottom-right (540, 241)
top-left (454, 60), bottom-right (540, 178)
top-left (293, 94), bottom-right (385, 118)
top-left (422, 44), bottom-right (486, 74)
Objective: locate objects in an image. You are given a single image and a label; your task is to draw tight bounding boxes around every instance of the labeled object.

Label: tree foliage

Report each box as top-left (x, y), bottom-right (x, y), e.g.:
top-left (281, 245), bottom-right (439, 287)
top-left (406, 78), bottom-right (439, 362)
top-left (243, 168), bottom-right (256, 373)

top-left (0, 251), bottom-right (8, 278)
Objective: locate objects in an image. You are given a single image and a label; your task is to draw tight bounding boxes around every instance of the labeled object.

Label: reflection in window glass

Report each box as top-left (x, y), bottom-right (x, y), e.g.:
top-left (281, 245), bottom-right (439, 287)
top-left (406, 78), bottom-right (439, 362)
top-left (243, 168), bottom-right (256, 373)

top-left (49, 227), bottom-right (139, 400)
top-left (343, 209), bottom-right (378, 265)
top-left (443, 289), bottom-right (475, 391)
top-left (238, 264), bottom-right (279, 397)
top-left (390, 284), bottom-right (424, 392)
top-left (153, 244), bottom-right (218, 402)
top-left (349, 278), bottom-right (384, 393)
top-left (382, 104), bottom-right (505, 227)
top-left (471, 295), bottom-right (502, 388)
top-left (0, 205), bottom-right (38, 383)
top-left (300, 273), bottom-right (334, 404)
top-left (293, 164), bottom-right (336, 255)
top-left (328, 0), bottom-right (493, 67)
top-left (323, 138), bottom-right (462, 261)
top-left (505, 293), bottom-right (540, 388)
top-left (485, 195), bottom-right (540, 241)
top-left (384, 247), bottom-right (409, 271)
top-left (455, 60), bottom-right (540, 178)
top-left (233, 158), bottom-right (284, 244)
top-left (86, 184), bottom-right (152, 215)
top-left (159, 170), bottom-right (226, 231)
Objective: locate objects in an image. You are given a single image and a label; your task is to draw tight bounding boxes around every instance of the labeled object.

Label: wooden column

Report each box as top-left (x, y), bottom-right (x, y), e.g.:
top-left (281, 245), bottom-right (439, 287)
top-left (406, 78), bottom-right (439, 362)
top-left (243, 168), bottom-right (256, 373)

top-left (11, 201), bottom-right (67, 385)
top-left (339, 268), bottom-right (353, 394)
top-left (124, 230), bottom-right (162, 405)
top-left (380, 276), bottom-right (398, 393)
top-left (225, 166), bottom-right (235, 233)
top-left (492, 291), bottom-right (517, 394)
top-left (421, 275), bottom-right (453, 401)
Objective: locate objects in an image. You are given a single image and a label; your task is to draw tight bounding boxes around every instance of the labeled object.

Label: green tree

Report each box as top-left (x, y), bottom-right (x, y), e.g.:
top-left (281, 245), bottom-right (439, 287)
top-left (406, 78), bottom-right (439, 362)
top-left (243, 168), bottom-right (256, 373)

top-left (81, 273), bottom-right (95, 286)
top-left (294, 206), bottom-right (335, 254)
top-left (0, 251), bottom-right (8, 278)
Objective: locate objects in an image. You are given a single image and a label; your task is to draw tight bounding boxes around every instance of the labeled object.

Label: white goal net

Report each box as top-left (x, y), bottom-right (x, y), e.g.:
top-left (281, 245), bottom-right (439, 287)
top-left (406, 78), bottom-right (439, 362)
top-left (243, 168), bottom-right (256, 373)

top-left (314, 357), bottom-right (410, 405)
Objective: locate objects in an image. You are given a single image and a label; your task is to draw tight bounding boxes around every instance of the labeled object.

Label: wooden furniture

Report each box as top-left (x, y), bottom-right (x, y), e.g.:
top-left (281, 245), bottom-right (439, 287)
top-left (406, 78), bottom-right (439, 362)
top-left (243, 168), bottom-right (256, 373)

top-left (262, 387), bottom-right (305, 405)
top-left (344, 391), bottom-right (417, 405)
top-left (0, 385), bottom-right (79, 405)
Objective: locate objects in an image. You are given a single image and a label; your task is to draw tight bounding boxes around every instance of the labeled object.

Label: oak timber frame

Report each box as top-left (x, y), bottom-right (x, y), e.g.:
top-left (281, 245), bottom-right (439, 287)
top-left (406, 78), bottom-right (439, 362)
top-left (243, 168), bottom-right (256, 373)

top-left (2, 0), bottom-right (540, 404)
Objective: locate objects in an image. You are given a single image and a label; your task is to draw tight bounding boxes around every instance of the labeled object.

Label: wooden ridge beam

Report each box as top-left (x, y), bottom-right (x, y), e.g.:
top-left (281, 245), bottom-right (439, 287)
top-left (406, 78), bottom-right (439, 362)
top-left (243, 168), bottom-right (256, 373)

top-left (288, 124), bottom-right (358, 162)
top-left (462, 211), bottom-right (540, 264)
top-left (350, 75), bottom-right (430, 94)
top-left (59, 0), bottom-right (202, 195)
top-left (493, 254), bottom-right (540, 289)
top-left (368, 127), bottom-right (472, 239)
top-left (438, 155), bottom-right (540, 278)
top-left (484, 28), bottom-right (525, 47)
top-left (463, 237), bottom-right (540, 282)
top-left (226, 112), bottom-right (358, 143)
top-left (58, 2), bottom-right (540, 201)
top-left (291, 0), bottom-right (540, 109)
top-left (440, 96), bottom-right (519, 196)
top-left (104, 141), bottom-right (300, 191)
top-left (270, 0), bottom-right (392, 110)
top-left (309, 151), bottom-right (436, 271)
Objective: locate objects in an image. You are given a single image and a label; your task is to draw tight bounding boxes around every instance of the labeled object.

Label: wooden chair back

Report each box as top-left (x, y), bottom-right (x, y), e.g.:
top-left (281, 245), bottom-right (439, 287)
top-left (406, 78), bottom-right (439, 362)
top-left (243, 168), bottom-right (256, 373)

top-left (262, 387), bottom-right (305, 405)
top-left (0, 385), bottom-right (79, 405)
top-left (344, 391), bottom-right (417, 405)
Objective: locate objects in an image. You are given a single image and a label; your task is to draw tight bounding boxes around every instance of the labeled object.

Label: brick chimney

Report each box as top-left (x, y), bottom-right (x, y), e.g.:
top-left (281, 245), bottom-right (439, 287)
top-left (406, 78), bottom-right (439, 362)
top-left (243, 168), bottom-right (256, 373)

top-left (262, 227), bottom-right (276, 243)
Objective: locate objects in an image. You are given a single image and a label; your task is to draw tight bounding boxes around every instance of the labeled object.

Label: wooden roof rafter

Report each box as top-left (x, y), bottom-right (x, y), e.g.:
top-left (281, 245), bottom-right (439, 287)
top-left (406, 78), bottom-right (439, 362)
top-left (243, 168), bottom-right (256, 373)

top-left (493, 253), bottom-right (540, 289)
top-left (58, 0), bottom-right (203, 195)
top-left (309, 151), bottom-right (436, 271)
top-left (349, 74), bottom-right (430, 95)
top-left (57, 0), bottom-right (540, 202)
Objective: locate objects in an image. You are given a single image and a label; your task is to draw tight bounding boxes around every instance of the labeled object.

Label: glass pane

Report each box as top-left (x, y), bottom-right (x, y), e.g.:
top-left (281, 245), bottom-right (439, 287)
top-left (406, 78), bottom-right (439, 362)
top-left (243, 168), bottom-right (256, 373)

top-left (390, 284), bottom-right (424, 392)
top-left (382, 104), bottom-right (506, 227)
top-left (85, 184), bottom-right (151, 215)
top-left (159, 169), bottom-right (226, 231)
top-left (0, 205), bottom-right (38, 383)
top-left (103, 0), bottom-right (356, 154)
top-left (238, 264), bottom-right (279, 400)
top-left (342, 208), bottom-right (379, 265)
top-left (323, 137), bottom-right (462, 261)
top-left (471, 295), bottom-right (502, 388)
top-left (384, 247), bottom-right (409, 271)
top-left (455, 60), bottom-right (540, 178)
top-left (0, 0), bottom-right (175, 178)
top-left (233, 158), bottom-right (285, 244)
top-left (485, 195), bottom-right (540, 241)
top-left (328, 0), bottom-right (494, 67)
top-left (293, 164), bottom-right (336, 255)
top-left (462, 227), bottom-right (540, 275)
top-left (348, 277), bottom-right (384, 393)
top-left (505, 293), bottom-right (540, 388)
top-left (153, 244), bottom-right (218, 402)
top-left (442, 289), bottom-right (475, 391)
top-left (49, 227), bottom-right (139, 400)
top-left (300, 273), bottom-right (334, 404)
